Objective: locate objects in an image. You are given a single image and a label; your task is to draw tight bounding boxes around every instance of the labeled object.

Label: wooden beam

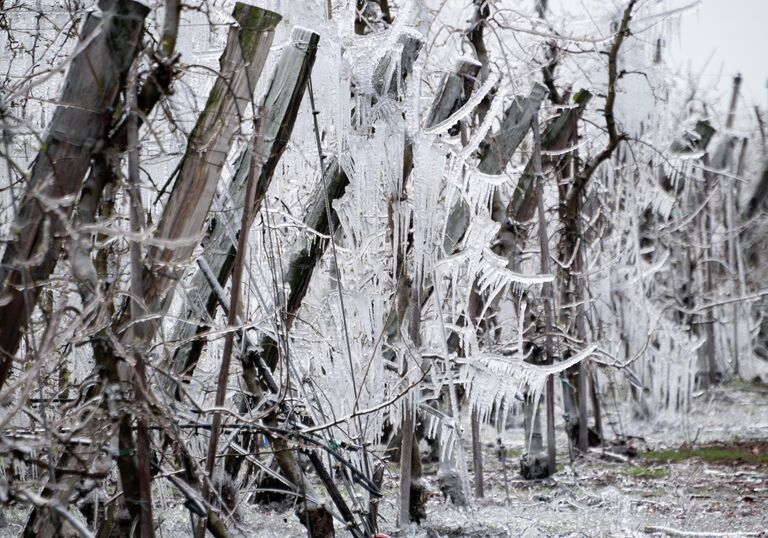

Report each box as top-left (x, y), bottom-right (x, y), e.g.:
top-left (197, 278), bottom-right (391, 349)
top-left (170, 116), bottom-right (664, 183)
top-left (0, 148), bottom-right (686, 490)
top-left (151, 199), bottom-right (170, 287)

top-left (163, 26), bottom-right (320, 394)
top-left (0, 0), bottom-right (149, 389)
top-left (138, 4), bottom-right (281, 336)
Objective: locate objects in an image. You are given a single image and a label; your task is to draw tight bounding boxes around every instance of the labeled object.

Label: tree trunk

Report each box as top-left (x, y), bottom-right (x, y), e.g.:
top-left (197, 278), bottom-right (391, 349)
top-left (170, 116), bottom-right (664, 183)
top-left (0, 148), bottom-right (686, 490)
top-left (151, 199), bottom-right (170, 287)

top-left (398, 403), bottom-right (415, 527)
top-left (471, 406), bottom-right (484, 497)
top-left (532, 112), bottom-right (558, 475)
top-left (126, 78), bottom-right (156, 538)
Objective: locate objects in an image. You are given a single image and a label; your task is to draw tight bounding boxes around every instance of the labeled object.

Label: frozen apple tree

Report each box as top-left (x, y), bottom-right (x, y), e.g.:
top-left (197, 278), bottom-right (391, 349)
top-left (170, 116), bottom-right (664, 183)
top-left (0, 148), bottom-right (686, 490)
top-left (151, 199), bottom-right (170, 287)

top-left (0, 0), bottom-right (766, 536)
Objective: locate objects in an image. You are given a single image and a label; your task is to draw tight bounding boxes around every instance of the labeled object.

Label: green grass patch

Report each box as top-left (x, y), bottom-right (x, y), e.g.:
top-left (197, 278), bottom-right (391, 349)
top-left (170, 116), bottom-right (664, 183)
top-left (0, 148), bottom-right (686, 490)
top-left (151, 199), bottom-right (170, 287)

top-left (624, 465), bottom-right (668, 478)
top-left (642, 444), bottom-right (768, 465)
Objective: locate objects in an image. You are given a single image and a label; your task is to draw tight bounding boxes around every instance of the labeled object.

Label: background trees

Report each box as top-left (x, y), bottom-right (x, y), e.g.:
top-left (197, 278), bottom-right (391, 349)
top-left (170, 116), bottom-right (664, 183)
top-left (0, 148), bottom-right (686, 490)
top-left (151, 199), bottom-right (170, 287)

top-left (1, 0), bottom-right (767, 536)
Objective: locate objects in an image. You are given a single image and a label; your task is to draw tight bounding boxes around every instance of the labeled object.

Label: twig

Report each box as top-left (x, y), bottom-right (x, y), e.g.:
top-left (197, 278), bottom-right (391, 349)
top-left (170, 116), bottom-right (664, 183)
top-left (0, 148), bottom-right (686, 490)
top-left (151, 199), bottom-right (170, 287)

top-left (198, 111), bottom-right (265, 534)
top-left (564, 0), bottom-right (637, 216)
top-left (644, 526), bottom-right (760, 537)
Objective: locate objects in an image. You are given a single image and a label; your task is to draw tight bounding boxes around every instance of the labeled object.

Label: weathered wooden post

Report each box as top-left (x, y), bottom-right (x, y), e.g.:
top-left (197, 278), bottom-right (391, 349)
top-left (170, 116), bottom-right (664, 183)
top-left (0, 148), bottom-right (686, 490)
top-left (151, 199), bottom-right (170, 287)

top-left (0, 0), bottom-right (149, 390)
top-left (21, 6), bottom-right (280, 537)
top-left (163, 26), bottom-right (320, 394)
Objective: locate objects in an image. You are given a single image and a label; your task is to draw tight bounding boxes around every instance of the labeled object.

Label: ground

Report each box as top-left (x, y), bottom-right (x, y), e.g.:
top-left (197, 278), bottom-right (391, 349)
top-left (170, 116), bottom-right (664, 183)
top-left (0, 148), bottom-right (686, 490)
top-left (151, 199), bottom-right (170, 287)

top-left (1, 383), bottom-right (766, 537)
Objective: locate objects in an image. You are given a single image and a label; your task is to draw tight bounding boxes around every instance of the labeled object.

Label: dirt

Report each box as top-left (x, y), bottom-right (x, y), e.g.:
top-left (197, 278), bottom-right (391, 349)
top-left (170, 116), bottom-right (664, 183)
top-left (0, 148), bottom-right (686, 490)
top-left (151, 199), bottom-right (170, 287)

top-left (374, 442), bottom-right (768, 538)
top-left (1, 385), bottom-right (766, 537)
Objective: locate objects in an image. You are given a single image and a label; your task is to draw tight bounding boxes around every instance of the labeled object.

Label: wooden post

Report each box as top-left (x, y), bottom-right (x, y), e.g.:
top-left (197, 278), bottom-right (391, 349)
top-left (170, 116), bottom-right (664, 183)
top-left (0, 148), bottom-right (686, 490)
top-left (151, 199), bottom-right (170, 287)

top-left (0, 0), bottom-right (149, 390)
top-left (138, 4), bottom-right (280, 333)
top-left (163, 26), bottom-right (319, 396)
top-left (531, 112), bottom-right (557, 475)
top-left (425, 60), bottom-right (481, 130)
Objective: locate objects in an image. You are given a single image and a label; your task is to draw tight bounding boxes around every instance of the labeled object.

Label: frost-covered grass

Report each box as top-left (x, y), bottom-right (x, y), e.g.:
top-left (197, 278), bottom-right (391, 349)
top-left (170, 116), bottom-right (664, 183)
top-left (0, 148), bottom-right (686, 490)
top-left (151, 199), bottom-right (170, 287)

top-left (623, 465), bottom-right (669, 478)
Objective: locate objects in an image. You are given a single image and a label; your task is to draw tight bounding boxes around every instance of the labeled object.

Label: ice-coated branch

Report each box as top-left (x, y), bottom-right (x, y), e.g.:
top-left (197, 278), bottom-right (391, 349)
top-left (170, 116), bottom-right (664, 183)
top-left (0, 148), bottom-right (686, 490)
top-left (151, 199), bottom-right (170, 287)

top-left (563, 0), bottom-right (638, 217)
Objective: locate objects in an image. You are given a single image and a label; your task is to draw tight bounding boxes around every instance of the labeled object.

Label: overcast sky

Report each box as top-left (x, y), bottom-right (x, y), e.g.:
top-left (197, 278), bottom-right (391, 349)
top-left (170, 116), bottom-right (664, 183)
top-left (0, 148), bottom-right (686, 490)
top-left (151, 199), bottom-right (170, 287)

top-left (670, 0), bottom-right (768, 109)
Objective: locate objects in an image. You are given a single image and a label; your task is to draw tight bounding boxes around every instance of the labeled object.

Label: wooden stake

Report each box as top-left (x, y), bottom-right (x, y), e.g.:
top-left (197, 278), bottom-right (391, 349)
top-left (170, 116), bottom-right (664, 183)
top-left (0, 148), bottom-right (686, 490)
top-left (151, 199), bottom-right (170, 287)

top-left (0, 0), bottom-right (149, 389)
top-left (532, 112), bottom-right (558, 475)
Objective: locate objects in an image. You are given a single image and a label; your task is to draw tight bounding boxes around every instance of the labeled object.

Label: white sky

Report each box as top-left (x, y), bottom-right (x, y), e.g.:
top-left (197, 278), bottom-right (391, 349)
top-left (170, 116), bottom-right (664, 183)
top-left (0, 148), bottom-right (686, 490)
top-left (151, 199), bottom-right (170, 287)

top-left (670, 0), bottom-right (768, 109)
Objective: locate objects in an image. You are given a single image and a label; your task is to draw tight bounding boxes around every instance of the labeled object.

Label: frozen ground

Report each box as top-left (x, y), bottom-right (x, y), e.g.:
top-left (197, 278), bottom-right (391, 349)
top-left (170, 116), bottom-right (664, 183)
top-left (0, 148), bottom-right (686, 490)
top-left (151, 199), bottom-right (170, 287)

top-left (1, 383), bottom-right (766, 537)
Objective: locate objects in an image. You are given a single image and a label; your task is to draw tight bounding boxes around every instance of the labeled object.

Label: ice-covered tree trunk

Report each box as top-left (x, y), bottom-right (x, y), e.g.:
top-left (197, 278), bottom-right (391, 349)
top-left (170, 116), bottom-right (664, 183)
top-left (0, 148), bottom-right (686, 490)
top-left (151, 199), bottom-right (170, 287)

top-left (531, 112), bottom-right (557, 475)
top-left (493, 89), bottom-right (591, 477)
top-left (399, 284), bottom-right (422, 526)
top-left (0, 0), bottom-right (148, 390)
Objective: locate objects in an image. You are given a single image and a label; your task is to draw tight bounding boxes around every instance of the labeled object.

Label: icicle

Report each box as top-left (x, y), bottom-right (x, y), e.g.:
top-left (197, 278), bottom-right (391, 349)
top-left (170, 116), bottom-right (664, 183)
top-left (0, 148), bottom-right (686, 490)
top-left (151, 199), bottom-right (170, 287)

top-left (423, 72), bottom-right (501, 135)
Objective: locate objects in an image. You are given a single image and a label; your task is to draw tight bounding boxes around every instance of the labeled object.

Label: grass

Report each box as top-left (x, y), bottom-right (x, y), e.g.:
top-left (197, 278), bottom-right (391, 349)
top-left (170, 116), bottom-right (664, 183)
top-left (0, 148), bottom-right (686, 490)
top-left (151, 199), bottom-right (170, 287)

top-left (623, 465), bottom-right (668, 479)
top-left (642, 444), bottom-right (768, 465)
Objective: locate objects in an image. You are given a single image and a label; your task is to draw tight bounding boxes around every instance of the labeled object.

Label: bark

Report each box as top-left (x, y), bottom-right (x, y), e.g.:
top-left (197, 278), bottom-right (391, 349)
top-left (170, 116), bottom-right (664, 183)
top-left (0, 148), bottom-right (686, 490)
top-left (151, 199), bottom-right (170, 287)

top-left (398, 403), bottom-right (415, 527)
top-left (589, 366), bottom-right (603, 439)
top-left (163, 27), bottom-right (320, 395)
top-left (399, 283), bottom-right (426, 525)
top-left (555, 118), bottom-right (589, 451)
top-left (126, 79), bottom-right (155, 538)
top-left (304, 451), bottom-right (366, 538)
top-left (0, 0), bottom-right (148, 389)
top-left (297, 506), bottom-right (335, 538)
top-left (367, 464), bottom-right (385, 532)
